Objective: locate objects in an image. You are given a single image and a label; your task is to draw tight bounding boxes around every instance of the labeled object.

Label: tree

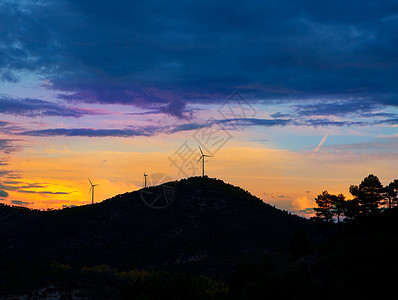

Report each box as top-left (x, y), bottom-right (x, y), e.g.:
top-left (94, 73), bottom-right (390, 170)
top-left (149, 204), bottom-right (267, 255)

top-left (314, 191), bottom-right (348, 223)
top-left (384, 180), bottom-right (398, 209)
top-left (331, 193), bottom-right (346, 223)
top-left (349, 174), bottom-right (384, 215)
top-left (314, 191), bottom-right (334, 223)
top-left (341, 199), bottom-right (360, 221)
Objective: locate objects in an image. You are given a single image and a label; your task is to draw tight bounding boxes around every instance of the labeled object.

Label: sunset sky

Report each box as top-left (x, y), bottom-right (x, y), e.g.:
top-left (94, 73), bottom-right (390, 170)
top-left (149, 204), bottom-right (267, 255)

top-left (1, 0), bottom-right (398, 216)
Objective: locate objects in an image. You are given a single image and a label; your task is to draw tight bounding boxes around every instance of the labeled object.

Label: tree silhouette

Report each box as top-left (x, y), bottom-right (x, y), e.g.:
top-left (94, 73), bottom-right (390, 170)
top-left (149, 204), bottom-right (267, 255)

top-left (314, 191), bottom-right (334, 223)
top-left (341, 199), bottom-right (360, 221)
top-left (349, 174), bottom-right (384, 215)
top-left (314, 191), bottom-right (347, 223)
top-left (331, 194), bottom-right (346, 223)
top-left (384, 180), bottom-right (398, 209)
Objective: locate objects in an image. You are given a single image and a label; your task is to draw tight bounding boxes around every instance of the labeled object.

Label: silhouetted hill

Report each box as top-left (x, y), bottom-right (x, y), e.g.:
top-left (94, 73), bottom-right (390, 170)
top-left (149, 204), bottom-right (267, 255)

top-left (0, 177), bottom-right (311, 278)
top-left (2, 177), bottom-right (397, 299)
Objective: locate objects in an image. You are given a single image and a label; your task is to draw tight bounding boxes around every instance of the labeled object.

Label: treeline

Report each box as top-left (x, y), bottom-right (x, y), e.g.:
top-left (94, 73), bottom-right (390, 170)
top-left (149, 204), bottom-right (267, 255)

top-left (312, 174), bottom-right (398, 223)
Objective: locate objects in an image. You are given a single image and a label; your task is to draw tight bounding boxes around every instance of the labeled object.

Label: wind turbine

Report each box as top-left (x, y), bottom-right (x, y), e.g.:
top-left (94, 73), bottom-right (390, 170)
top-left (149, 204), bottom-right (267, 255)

top-left (88, 178), bottom-right (99, 204)
top-left (197, 146), bottom-right (212, 177)
top-left (143, 171), bottom-right (148, 188)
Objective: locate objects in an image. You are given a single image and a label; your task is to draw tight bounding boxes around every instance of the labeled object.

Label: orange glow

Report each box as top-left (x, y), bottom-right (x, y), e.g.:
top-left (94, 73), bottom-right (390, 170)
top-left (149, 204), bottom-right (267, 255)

top-left (2, 139), bottom-right (397, 216)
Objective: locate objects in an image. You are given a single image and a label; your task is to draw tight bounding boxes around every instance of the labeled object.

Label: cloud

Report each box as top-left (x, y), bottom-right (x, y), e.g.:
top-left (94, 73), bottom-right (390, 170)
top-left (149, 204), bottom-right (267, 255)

top-left (292, 196), bottom-right (315, 212)
top-left (15, 116), bottom-right (295, 138)
top-left (10, 200), bottom-right (33, 206)
top-left (301, 119), bottom-right (367, 127)
top-left (0, 178), bottom-right (48, 194)
top-left (295, 207), bottom-right (315, 216)
top-left (225, 118), bottom-right (292, 127)
top-left (0, 138), bottom-right (22, 154)
top-left (270, 112), bottom-right (291, 118)
top-left (0, 183), bottom-right (18, 191)
top-left (263, 192), bottom-right (292, 200)
top-left (159, 99), bottom-right (193, 119)
top-left (0, 120), bottom-right (25, 135)
top-left (0, 190), bottom-right (8, 198)
top-left (18, 190), bottom-right (70, 195)
top-left (1, 0), bottom-right (397, 113)
top-left (167, 123), bottom-right (207, 134)
top-left (11, 108), bottom-right (398, 140)
top-left (0, 96), bottom-right (107, 118)
top-left (0, 170), bottom-right (22, 179)
top-left (19, 127), bottom-right (157, 138)
top-left (294, 100), bottom-right (382, 117)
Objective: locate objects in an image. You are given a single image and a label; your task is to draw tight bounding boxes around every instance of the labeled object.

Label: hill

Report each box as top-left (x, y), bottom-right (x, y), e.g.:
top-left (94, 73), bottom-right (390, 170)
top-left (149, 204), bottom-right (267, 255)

top-left (0, 177), bottom-right (311, 273)
top-left (1, 177), bottom-right (397, 299)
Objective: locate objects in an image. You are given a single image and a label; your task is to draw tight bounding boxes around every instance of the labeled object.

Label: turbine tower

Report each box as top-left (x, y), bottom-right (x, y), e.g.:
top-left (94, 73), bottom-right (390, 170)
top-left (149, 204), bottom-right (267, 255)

top-left (88, 178), bottom-right (99, 204)
top-left (144, 172), bottom-right (148, 188)
top-left (197, 146), bottom-right (212, 177)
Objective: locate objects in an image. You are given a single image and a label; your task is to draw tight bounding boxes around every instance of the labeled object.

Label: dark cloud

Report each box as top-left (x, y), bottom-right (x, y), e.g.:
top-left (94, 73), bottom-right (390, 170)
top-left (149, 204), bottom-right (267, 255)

top-left (270, 112), bottom-right (291, 118)
top-left (0, 121), bottom-right (24, 154)
top-left (159, 100), bottom-right (193, 119)
top-left (0, 96), bottom-right (107, 118)
top-left (0, 120), bottom-right (25, 135)
top-left (17, 117), bottom-right (293, 138)
top-left (377, 118), bottom-right (398, 125)
top-left (19, 127), bottom-right (157, 138)
top-left (0, 138), bottom-right (22, 154)
top-left (263, 192), bottom-right (292, 200)
top-left (294, 100), bottom-right (380, 117)
top-left (167, 123), bottom-right (207, 134)
top-left (0, 178), bottom-right (57, 196)
top-left (0, 190), bottom-right (8, 198)
top-left (13, 112), bottom-right (398, 139)
top-left (18, 190), bottom-right (69, 195)
top-left (10, 200), bottom-right (33, 206)
top-left (1, 0), bottom-right (397, 114)
top-left (275, 99), bottom-right (398, 127)
top-left (301, 119), bottom-right (367, 127)
top-left (294, 208), bottom-right (315, 215)
top-left (0, 170), bottom-right (21, 179)
top-left (228, 118), bottom-right (292, 127)
top-left (0, 183), bottom-right (18, 191)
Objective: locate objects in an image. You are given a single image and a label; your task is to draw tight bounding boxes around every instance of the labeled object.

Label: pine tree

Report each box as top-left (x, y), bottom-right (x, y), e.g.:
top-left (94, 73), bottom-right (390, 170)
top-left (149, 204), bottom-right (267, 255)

top-left (314, 191), bottom-right (334, 223)
top-left (349, 174), bottom-right (384, 215)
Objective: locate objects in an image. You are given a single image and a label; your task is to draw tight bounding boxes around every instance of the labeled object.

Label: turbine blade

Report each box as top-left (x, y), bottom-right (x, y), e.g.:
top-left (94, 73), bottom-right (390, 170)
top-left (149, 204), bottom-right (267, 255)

top-left (198, 146), bottom-right (203, 156)
top-left (196, 156), bottom-right (202, 164)
top-left (204, 155), bottom-right (212, 157)
top-left (88, 178), bottom-right (93, 186)
top-left (89, 186), bottom-right (92, 195)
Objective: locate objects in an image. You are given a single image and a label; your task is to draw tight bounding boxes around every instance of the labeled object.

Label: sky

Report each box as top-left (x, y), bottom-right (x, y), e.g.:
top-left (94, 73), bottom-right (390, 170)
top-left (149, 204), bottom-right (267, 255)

top-left (1, 0), bottom-right (398, 216)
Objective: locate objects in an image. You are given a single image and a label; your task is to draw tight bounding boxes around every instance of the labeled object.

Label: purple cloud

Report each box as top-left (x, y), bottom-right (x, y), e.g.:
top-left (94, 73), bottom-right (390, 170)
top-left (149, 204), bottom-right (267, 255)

top-left (19, 127), bottom-right (157, 138)
top-left (0, 96), bottom-right (107, 118)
